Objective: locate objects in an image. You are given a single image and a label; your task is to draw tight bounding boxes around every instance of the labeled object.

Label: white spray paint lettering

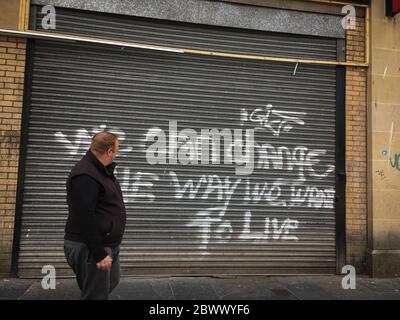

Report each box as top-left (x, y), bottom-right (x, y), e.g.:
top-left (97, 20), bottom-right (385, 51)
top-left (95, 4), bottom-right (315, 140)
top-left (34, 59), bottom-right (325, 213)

top-left (54, 124), bottom-right (132, 156)
top-left (170, 171), bottom-right (306, 250)
top-left (240, 104), bottom-right (305, 136)
top-left (54, 101), bottom-right (335, 254)
top-left (239, 210), bottom-right (299, 241)
top-left (256, 144), bottom-right (334, 181)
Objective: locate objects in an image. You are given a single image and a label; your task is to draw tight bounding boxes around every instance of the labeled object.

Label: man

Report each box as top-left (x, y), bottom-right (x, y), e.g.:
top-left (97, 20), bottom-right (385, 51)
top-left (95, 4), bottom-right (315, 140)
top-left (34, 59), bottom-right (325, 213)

top-left (64, 131), bottom-right (126, 300)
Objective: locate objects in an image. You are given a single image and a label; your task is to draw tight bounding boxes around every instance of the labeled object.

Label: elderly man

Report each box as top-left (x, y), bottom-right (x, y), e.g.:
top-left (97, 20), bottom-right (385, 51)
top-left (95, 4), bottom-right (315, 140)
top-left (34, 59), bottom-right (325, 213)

top-left (64, 131), bottom-right (126, 300)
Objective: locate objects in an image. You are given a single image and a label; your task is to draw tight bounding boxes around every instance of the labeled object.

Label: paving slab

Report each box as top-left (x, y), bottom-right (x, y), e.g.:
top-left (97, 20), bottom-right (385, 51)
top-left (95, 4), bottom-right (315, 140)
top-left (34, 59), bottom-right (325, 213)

top-left (19, 279), bottom-right (80, 300)
top-left (0, 279), bottom-right (33, 300)
top-left (168, 277), bottom-right (219, 300)
top-left (110, 278), bottom-right (168, 300)
top-left (208, 277), bottom-right (297, 300)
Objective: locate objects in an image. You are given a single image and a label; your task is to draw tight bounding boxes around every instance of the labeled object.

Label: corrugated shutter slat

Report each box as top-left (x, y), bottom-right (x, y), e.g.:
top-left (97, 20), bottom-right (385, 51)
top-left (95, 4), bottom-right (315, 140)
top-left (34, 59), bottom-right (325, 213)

top-left (17, 8), bottom-right (337, 277)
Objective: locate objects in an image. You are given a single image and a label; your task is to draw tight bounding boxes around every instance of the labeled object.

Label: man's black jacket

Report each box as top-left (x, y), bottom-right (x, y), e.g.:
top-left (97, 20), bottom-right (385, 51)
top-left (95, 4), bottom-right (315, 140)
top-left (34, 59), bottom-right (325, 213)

top-left (65, 150), bottom-right (126, 262)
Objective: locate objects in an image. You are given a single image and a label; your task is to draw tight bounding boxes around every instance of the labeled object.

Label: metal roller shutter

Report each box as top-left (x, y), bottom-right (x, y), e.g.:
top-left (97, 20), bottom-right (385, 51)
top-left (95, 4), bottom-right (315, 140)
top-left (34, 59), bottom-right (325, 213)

top-left (33, 6), bottom-right (338, 60)
top-left (17, 8), bottom-right (338, 277)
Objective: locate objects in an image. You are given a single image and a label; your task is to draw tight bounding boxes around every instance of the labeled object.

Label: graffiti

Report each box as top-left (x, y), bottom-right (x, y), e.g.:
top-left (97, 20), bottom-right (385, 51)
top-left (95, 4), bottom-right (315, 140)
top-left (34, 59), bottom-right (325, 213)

top-left (240, 104), bottom-right (305, 136)
top-left (390, 153), bottom-right (400, 171)
top-left (239, 210), bottom-right (299, 241)
top-left (381, 149), bottom-right (400, 172)
top-left (54, 100), bottom-right (335, 255)
top-left (187, 209), bottom-right (299, 252)
top-left (170, 171), bottom-right (242, 251)
top-left (118, 169), bottom-right (159, 203)
top-left (169, 171), bottom-right (241, 204)
top-left (290, 184), bottom-right (335, 209)
top-left (186, 207), bottom-right (233, 252)
top-left (256, 143), bottom-right (334, 181)
top-left (169, 170), bottom-right (328, 251)
top-left (243, 179), bottom-right (285, 206)
top-left (187, 208), bottom-right (299, 254)
top-left (187, 207), bottom-right (299, 252)
top-left (375, 169), bottom-right (386, 180)
top-left (170, 170), bottom-right (334, 208)
top-left (0, 130), bottom-right (20, 149)
top-left (172, 171), bottom-right (240, 251)
top-left (54, 129), bottom-right (90, 155)
top-left (54, 124), bottom-right (132, 156)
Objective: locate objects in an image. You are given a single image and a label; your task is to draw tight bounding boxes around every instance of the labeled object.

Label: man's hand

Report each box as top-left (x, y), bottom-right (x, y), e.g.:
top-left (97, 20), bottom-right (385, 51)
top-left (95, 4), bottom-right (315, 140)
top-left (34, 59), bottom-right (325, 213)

top-left (96, 255), bottom-right (113, 271)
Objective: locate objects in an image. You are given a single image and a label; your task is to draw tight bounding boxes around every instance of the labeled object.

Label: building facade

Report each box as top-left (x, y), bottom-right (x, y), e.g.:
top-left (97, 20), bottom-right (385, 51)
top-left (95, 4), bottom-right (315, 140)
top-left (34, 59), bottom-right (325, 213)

top-left (0, 0), bottom-right (398, 278)
top-left (368, 0), bottom-right (400, 277)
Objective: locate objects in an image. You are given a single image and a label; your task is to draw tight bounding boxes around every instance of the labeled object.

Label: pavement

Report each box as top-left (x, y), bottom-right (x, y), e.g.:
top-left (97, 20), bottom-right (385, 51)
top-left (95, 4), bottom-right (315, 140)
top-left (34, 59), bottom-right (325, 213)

top-left (1, 275), bottom-right (400, 300)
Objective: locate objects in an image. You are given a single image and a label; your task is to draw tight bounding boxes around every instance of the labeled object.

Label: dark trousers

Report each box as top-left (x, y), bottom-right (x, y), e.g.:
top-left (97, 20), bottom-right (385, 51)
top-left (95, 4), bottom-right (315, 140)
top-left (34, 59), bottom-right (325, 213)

top-left (64, 240), bottom-right (120, 300)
